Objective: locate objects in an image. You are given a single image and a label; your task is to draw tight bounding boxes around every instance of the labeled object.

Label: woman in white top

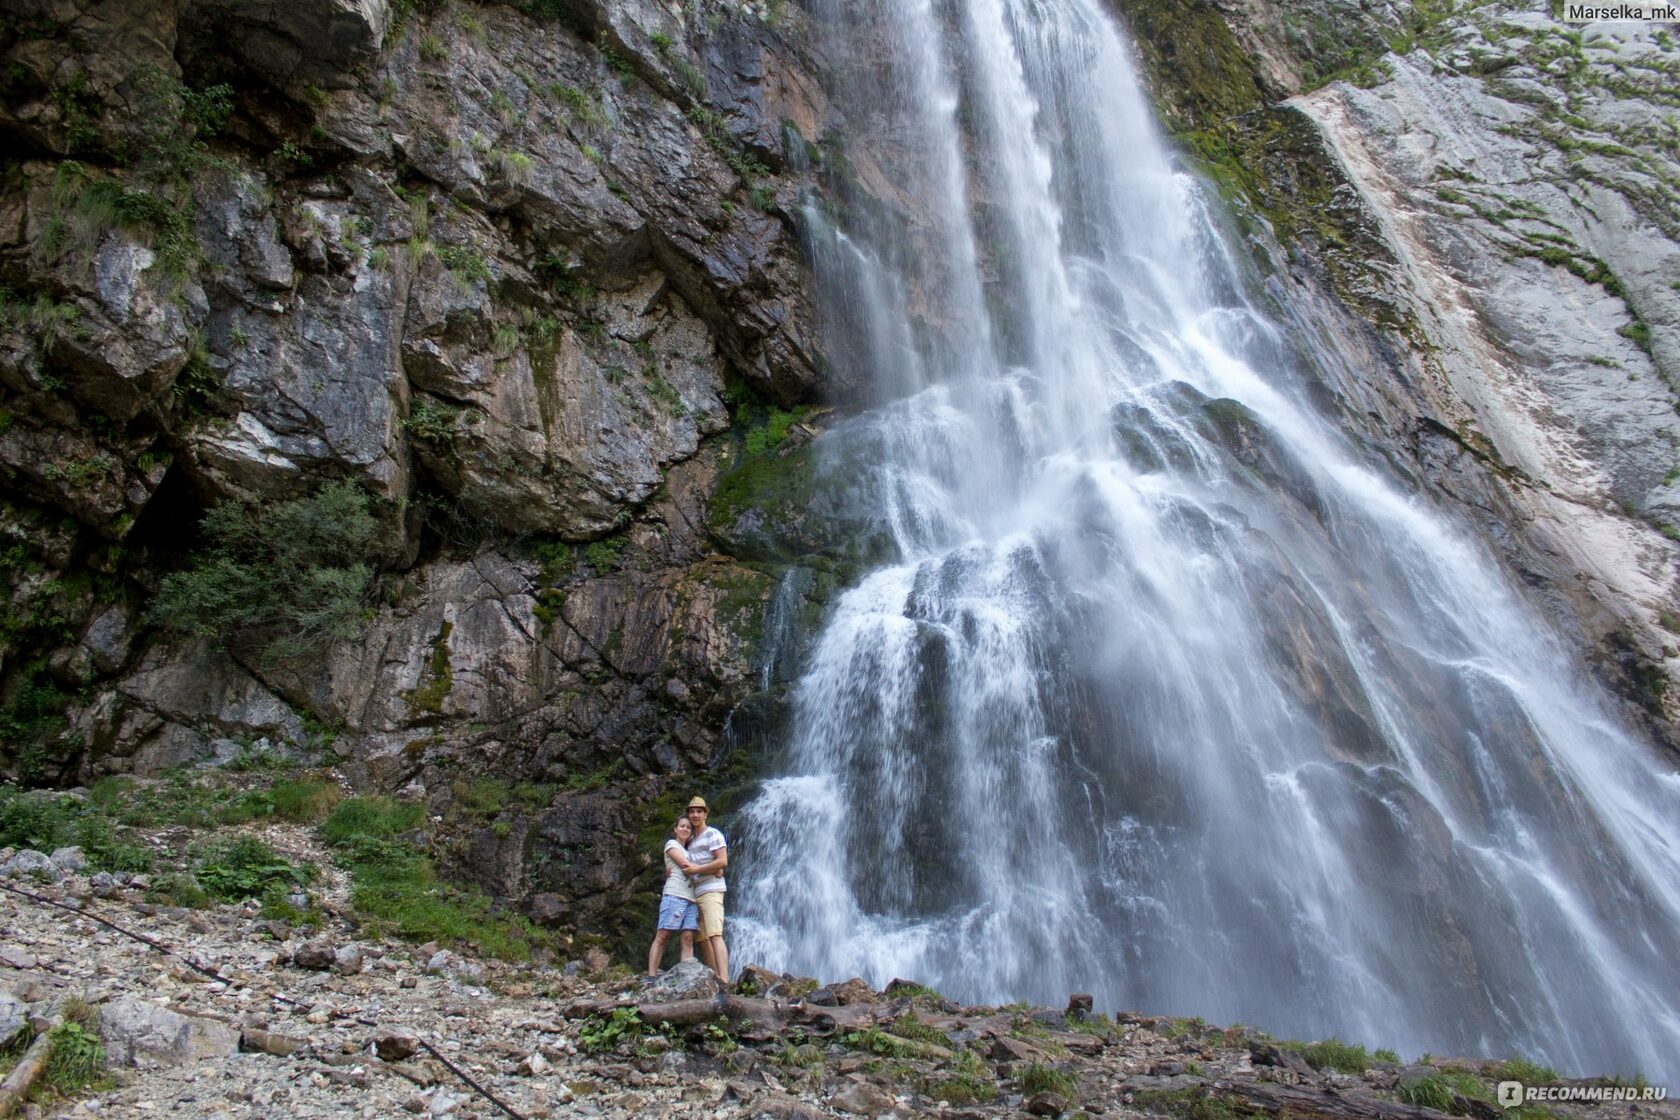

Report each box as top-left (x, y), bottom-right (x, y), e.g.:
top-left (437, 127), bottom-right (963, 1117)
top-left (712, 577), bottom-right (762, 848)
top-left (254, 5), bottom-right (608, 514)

top-left (646, 816), bottom-right (704, 976)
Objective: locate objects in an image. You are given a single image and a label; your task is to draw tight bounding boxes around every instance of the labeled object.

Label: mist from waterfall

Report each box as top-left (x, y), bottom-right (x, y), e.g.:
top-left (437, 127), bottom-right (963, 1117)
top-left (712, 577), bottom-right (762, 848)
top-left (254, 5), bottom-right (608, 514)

top-left (729, 0), bottom-right (1680, 1078)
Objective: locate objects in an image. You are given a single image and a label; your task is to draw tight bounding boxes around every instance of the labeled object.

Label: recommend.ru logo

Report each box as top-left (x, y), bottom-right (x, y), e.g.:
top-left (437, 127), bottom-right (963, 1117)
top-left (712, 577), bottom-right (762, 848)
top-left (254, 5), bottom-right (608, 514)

top-left (1498, 1081), bottom-right (1669, 1108)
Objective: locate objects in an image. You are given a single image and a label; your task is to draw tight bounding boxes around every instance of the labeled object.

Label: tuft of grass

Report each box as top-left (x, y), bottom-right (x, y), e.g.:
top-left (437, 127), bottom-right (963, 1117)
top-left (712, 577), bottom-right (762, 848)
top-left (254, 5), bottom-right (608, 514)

top-left (268, 778), bottom-right (342, 823)
top-left (1283, 1037), bottom-right (1376, 1073)
top-left (887, 1013), bottom-right (950, 1047)
top-left (319, 795), bottom-right (423, 846)
top-left (1495, 1058), bottom-right (1560, 1084)
top-left (843, 1028), bottom-right (916, 1058)
top-left (1019, 1061), bottom-right (1078, 1098)
top-left (1400, 1070), bottom-right (1490, 1114)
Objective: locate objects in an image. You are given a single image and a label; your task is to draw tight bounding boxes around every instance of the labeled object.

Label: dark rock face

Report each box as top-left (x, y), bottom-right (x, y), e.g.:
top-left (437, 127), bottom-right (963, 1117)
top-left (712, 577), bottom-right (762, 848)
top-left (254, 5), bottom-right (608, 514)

top-left (0, 0), bottom-right (853, 939)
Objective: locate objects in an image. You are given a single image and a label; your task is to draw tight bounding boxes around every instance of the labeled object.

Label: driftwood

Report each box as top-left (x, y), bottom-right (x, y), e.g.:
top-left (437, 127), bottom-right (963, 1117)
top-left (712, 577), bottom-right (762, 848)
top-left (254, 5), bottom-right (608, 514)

top-left (0, 1022), bottom-right (57, 1119)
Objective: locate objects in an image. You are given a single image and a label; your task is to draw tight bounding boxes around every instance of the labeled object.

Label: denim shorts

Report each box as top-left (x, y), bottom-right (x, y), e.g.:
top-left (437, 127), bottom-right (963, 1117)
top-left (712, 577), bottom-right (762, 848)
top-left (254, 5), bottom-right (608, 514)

top-left (658, 894), bottom-right (699, 931)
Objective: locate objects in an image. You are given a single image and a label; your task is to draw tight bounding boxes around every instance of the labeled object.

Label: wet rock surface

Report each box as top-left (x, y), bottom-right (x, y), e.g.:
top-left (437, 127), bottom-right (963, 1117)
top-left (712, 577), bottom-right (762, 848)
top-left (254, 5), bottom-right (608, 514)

top-left (1116, 0), bottom-right (1680, 737)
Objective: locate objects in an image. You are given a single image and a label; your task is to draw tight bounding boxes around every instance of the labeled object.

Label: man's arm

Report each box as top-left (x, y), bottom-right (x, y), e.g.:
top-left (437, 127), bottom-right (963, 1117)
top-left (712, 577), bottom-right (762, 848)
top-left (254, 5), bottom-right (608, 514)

top-left (692, 845), bottom-right (728, 882)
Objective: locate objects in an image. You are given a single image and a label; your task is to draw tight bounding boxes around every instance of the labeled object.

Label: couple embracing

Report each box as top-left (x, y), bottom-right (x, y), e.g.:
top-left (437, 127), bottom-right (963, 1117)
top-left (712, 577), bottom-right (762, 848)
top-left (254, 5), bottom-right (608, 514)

top-left (646, 796), bottom-right (730, 982)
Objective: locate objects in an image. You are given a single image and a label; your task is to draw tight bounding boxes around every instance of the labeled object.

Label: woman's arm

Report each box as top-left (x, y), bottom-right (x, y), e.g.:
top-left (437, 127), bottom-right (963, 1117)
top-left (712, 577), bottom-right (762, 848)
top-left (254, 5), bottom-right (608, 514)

top-left (665, 840), bottom-right (701, 872)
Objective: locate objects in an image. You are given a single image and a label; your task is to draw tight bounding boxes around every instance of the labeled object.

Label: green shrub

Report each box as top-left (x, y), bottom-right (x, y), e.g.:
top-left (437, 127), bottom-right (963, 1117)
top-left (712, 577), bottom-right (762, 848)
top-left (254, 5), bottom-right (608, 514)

top-left (437, 245), bottom-right (491, 283)
top-left (0, 788), bottom-right (152, 873)
top-left (194, 835), bottom-right (310, 902)
top-left (148, 871), bottom-right (211, 908)
top-left (403, 399), bottom-right (460, 448)
top-left (40, 1019), bottom-right (106, 1099)
top-left (582, 536), bottom-right (625, 574)
top-left (579, 1007), bottom-right (645, 1053)
top-left (150, 482), bottom-right (380, 664)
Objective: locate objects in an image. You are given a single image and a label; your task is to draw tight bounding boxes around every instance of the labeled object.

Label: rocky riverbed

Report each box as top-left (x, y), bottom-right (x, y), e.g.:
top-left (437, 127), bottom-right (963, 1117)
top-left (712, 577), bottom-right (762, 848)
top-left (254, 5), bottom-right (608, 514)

top-left (3, 825), bottom-right (1676, 1120)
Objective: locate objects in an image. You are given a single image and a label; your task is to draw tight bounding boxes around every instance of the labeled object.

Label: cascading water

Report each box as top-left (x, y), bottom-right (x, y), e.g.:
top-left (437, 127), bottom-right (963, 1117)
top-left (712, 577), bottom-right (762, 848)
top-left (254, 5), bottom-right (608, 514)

top-left (731, 0), bottom-right (1680, 1077)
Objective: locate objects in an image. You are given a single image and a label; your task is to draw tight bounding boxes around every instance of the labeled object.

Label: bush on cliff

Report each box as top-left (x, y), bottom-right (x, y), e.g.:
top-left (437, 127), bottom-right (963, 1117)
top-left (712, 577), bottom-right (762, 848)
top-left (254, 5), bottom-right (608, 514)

top-left (149, 483), bottom-right (380, 664)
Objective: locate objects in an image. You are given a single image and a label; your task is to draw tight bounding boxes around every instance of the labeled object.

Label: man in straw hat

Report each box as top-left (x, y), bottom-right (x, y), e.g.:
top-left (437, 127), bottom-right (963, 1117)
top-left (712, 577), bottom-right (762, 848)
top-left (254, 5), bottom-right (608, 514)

top-left (684, 796), bottom-right (729, 982)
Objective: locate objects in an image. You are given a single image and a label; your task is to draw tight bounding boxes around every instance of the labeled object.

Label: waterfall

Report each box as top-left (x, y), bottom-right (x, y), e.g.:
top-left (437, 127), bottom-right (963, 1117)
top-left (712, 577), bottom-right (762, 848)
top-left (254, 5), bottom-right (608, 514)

top-left (731, 0), bottom-right (1680, 1078)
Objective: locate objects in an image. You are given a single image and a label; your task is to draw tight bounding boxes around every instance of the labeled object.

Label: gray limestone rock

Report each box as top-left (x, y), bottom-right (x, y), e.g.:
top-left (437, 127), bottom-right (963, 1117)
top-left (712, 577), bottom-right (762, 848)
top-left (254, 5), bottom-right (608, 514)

top-left (0, 991), bottom-right (25, 1042)
top-left (101, 995), bottom-right (241, 1068)
top-left (2, 850), bottom-right (61, 883)
top-left (642, 958), bottom-right (722, 1002)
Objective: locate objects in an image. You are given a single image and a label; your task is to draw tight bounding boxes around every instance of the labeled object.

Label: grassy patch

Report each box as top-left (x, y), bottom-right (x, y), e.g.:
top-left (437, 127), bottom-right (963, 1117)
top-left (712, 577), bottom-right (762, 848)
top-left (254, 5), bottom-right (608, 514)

top-left (1281, 1037), bottom-right (1378, 1073)
top-left (1495, 1058), bottom-right (1560, 1084)
top-left (924, 1046), bottom-right (998, 1104)
top-left (886, 1013), bottom-right (950, 1047)
top-left (319, 796), bottom-right (551, 960)
top-left (843, 1027), bottom-right (919, 1058)
top-left (1019, 1061), bottom-right (1078, 1098)
top-left (0, 787), bottom-right (152, 872)
top-left (1399, 1069), bottom-right (1492, 1113)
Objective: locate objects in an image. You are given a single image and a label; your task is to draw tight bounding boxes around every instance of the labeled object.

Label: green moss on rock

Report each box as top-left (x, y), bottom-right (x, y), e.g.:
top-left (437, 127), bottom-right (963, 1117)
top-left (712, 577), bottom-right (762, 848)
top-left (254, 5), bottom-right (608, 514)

top-left (1117, 0), bottom-right (1269, 134)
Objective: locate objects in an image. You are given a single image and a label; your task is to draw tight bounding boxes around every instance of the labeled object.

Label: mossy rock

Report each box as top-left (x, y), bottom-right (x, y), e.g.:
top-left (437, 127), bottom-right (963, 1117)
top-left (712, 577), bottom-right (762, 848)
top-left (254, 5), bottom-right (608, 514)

top-left (1115, 0), bottom-right (1270, 133)
top-left (708, 438), bottom-right (895, 569)
top-left (1186, 107), bottom-right (1412, 335)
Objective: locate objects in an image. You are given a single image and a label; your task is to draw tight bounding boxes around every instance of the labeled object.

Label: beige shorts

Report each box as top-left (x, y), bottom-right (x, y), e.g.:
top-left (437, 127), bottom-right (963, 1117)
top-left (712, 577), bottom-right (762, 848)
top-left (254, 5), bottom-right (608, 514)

top-left (696, 892), bottom-right (726, 940)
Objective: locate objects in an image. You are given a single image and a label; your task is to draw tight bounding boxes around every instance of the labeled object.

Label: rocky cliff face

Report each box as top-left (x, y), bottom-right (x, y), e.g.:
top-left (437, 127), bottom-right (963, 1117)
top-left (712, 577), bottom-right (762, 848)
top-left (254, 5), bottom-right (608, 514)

top-left (0, 0), bottom-right (854, 948)
top-left (1, 0), bottom-right (1676, 955)
top-left (1117, 0), bottom-right (1680, 742)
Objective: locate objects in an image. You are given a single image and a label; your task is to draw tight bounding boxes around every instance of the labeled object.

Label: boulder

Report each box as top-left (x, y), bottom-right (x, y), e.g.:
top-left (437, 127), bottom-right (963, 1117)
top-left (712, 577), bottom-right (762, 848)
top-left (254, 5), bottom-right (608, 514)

top-left (178, 0), bottom-right (389, 91)
top-left (375, 1032), bottom-right (420, 1062)
top-left (293, 938), bottom-right (337, 971)
top-left (425, 950), bottom-right (485, 983)
top-left (48, 847), bottom-right (86, 873)
top-left (101, 996), bottom-right (240, 1068)
top-left (1, 850), bottom-right (60, 883)
top-left (333, 943), bottom-right (365, 976)
top-left (0, 991), bottom-right (26, 1042)
top-left (642, 958), bottom-right (721, 1002)
top-left (829, 977), bottom-right (876, 1006)
top-left (828, 1078), bottom-right (897, 1117)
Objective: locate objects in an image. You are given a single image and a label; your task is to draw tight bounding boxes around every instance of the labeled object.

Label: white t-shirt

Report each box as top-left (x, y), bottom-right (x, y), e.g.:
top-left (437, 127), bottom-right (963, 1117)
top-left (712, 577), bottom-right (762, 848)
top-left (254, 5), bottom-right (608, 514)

top-left (662, 839), bottom-right (696, 901)
top-left (687, 826), bottom-right (727, 894)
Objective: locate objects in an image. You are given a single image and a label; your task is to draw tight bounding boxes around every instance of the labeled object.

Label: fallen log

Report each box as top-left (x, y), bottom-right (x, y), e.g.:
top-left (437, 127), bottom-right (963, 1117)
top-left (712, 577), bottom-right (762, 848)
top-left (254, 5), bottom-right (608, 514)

top-left (0, 1022), bottom-right (58, 1119)
top-left (1204, 1078), bottom-right (1455, 1120)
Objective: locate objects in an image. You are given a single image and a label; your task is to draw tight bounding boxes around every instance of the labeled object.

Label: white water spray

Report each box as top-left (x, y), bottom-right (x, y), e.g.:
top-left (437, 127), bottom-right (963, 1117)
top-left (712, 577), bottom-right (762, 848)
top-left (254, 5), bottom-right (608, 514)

top-left (733, 0), bottom-right (1680, 1077)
